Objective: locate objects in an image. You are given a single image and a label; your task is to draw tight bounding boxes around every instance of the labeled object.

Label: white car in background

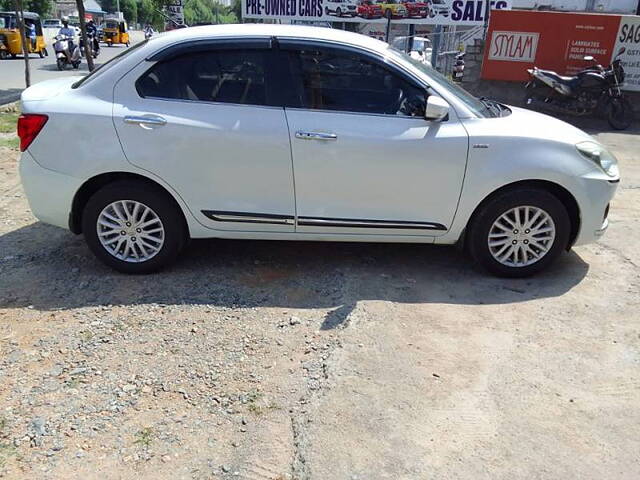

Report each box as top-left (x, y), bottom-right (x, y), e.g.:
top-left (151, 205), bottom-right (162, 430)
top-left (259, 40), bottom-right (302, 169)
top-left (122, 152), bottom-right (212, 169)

top-left (325, 0), bottom-right (359, 16)
top-left (428, 0), bottom-right (450, 17)
top-left (18, 25), bottom-right (618, 276)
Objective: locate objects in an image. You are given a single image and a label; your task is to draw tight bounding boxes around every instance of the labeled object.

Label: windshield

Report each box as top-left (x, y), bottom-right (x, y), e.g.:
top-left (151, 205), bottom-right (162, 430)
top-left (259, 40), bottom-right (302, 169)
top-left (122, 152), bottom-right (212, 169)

top-left (0, 15), bottom-right (16, 29)
top-left (72, 39), bottom-right (147, 88)
top-left (388, 46), bottom-right (494, 118)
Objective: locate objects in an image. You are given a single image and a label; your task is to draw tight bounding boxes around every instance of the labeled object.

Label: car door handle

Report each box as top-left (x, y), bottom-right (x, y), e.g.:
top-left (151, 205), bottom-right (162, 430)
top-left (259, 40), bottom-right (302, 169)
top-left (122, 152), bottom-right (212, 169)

top-left (123, 115), bottom-right (167, 128)
top-left (295, 131), bottom-right (337, 141)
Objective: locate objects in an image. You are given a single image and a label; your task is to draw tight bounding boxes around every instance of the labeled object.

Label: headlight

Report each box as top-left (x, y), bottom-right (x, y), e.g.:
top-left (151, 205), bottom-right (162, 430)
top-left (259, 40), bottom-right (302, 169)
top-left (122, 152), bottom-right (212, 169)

top-left (576, 141), bottom-right (619, 178)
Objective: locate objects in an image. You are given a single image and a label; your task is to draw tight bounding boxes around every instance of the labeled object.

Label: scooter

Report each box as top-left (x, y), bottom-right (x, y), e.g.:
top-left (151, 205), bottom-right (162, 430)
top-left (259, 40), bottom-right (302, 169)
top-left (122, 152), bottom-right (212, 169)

top-left (80, 32), bottom-right (99, 59)
top-left (53, 34), bottom-right (81, 70)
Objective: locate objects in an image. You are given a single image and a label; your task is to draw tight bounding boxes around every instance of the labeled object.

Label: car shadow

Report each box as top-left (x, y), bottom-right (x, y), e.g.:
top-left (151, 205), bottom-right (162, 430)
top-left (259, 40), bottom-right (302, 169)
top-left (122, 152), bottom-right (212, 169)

top-left (0, 222), bottom-right (590, 328)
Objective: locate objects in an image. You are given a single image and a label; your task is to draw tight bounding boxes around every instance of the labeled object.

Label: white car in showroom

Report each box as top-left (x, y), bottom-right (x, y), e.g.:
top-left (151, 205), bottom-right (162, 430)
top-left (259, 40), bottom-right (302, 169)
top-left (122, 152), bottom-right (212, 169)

top-left (18, 25), bottom-right (618, 276)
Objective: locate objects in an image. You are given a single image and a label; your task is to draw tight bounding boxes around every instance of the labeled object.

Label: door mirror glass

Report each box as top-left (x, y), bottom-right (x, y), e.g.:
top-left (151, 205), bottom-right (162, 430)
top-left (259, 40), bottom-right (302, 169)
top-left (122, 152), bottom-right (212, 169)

top-left (425, 95), bottom-right (449, 121)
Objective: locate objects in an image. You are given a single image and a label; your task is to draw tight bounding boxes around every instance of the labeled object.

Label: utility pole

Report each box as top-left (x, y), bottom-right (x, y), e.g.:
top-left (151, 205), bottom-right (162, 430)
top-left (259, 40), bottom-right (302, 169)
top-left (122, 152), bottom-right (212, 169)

top-left (13, 0), bottom-right (30, 88)
top-left (76, 0), bottom-right (95, 71)
top-left (636, 0), bottom-right (640, 16)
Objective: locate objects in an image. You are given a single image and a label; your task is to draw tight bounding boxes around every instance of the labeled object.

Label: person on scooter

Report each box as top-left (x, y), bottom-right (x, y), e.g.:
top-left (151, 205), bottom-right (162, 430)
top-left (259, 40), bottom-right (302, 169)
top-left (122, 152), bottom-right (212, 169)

top-left (58, 17), bottom-right (76, 61)
top-left (144, 23), bottom-right (154, 40)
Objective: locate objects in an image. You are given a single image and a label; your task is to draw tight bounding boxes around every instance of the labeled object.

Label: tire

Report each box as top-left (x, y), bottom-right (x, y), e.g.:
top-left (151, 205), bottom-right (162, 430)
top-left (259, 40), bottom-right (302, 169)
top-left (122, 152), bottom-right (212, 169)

top-left (81, 180), bottom-right (187, 274)
top-left (336, 7), bottom-right (342, 16)
top-left (0, 50), bottom-right (7, 60)
top-left (56, 58), bottom-right (64, 70)
top-left (606, 97), bottom-right (633, 130)
top-left (467, 188), bottom-right (570, 277)
top-left (325, 6), bottom-right (329, 15)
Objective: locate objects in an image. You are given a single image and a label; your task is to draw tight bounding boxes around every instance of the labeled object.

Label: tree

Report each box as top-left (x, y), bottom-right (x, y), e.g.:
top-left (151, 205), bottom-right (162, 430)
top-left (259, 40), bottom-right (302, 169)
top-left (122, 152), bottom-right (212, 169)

top-left (231, 0), bottom-right (241, 22)
top-left (13, 0), bottom-right (30, 87)
top-left (25, 0), bottom-right (52, 16)
top-left (98, 0), bottom-right (117, 13)
top-left (121, 0), bottom-right (137, 23)
top-left (184, 0), bottom-right (213, 25)
top-left (76, 0), bottom-right (95, 71)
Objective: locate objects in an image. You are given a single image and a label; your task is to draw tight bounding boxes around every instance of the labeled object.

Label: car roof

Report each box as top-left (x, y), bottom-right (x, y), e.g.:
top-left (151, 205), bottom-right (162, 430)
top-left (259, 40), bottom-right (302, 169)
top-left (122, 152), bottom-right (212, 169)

top-left (149, 24), bottom-right (389, 54)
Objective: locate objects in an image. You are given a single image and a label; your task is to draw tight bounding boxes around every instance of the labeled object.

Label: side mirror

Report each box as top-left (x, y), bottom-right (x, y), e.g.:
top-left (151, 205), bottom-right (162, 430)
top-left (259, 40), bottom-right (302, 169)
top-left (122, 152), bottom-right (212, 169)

top-left (584, 55), bottom-right (595, 62)
top-left (425, 95), bottom-right (449, 121)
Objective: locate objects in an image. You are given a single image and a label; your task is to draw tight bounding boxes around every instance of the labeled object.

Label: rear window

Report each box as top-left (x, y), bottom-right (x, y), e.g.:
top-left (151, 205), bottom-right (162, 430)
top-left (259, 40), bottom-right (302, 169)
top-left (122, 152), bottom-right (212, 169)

top-left (72, 39), bottom-right (148, 89)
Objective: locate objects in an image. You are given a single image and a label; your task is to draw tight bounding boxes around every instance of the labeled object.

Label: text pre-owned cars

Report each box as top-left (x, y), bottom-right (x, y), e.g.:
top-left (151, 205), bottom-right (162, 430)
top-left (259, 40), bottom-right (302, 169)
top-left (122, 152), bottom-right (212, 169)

top-left (18, 25), bottom-right (619, 276)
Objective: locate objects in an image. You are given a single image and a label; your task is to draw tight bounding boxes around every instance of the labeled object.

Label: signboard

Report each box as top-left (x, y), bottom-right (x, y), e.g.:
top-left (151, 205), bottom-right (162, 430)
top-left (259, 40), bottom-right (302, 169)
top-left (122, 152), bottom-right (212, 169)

top-left (481, 10), bottom-right (640, 91)
top-left (242, 0), bottom-right (511, 26)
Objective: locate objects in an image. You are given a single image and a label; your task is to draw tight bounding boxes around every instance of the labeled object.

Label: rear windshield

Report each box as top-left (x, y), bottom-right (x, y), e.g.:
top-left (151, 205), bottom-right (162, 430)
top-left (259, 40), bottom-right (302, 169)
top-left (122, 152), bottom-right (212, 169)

top-left (72, 39), bottom-right (148, 89)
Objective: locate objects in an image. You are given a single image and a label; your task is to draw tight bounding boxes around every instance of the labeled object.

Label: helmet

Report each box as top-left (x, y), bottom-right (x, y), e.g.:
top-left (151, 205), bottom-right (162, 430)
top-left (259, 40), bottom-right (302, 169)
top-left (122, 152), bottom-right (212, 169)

top-left (61, 16), bottom-right (69, 25)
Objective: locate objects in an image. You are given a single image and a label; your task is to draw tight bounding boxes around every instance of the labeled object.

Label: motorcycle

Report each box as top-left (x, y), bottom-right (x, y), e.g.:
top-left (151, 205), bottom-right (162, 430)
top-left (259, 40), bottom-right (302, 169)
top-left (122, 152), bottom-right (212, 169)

top-left (144, 29), bottom-right (154, 40)
top-left (524, 47), bottom-right (633, 130)
top-left (53, 34), bottom-right (81, 70)
top-left (80, 32), bottom-right (99, 59)
top-left (452, 51), bottom-right (465, 82)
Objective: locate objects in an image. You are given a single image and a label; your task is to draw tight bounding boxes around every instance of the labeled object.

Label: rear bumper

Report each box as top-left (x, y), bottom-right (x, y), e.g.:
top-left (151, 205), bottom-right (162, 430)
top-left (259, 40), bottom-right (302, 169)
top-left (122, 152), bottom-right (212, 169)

top-left (19, 151), bottom-right (81, 230)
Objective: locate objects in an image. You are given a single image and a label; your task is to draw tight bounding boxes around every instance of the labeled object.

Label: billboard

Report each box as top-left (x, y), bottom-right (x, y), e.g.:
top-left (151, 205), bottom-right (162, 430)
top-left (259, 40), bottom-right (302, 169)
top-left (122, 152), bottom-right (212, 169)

top-left (482, 10), bottom-right (640, 91)
top-left (242, 0), bottom-right (512, 26)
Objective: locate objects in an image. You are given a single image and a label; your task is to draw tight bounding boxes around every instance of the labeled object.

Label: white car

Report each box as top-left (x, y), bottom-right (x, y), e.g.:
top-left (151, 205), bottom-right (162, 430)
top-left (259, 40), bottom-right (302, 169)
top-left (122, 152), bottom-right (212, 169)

top-left (325, 0), bottom-right (359, 16)
top-left (18, 25), bottom-right (618, 276)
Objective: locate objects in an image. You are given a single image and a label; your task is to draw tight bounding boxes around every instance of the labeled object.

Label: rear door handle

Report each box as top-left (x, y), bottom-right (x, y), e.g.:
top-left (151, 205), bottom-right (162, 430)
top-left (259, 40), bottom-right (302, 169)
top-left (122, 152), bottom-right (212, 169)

top-left (123, 115), bottom-right (167, 129)
top-left (295, 131), bottom-right (337, 141)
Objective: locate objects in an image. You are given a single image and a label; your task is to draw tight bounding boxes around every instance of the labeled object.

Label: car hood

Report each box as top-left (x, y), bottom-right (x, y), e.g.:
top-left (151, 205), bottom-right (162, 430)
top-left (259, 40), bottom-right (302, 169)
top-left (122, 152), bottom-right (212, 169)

top-left (462, 106), bottom-right (594, 146)
top-left (21, 76), bottom-right (82, 103)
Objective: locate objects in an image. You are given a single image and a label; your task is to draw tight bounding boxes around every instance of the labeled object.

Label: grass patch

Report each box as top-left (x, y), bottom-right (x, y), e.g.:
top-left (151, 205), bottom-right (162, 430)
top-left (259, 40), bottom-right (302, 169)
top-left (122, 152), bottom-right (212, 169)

top-left (245, 390), bottom-right (280, 415)
top-left (0, 443), bottom-right (16, 469)
top-left (134, 427), bottom-right (154, 448)
top-left (0, 136), bottom-right (19, 150)
top-left (0, 110), bottom-right (19, 134)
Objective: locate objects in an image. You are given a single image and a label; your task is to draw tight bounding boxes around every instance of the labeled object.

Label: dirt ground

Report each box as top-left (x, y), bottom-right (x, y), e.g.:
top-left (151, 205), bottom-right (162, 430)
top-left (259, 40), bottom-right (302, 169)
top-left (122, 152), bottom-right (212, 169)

top-left (0, 112), bottom-right (639, 480)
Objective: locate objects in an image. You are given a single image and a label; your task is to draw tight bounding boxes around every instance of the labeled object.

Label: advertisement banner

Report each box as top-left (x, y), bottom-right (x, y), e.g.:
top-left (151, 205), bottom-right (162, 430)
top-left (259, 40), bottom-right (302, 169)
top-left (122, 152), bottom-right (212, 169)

top-left (242, 0), bottom-right (511, 26)
top-left (481, 10), bottom-right (640, 91)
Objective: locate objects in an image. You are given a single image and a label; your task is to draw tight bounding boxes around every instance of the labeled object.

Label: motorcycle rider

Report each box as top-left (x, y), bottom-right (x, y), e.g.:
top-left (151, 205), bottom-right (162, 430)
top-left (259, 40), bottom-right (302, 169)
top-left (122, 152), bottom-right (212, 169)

top-left (86, 19), bottom-right (99, 55)
top-left (144, 23), bottom-right (154, 39)
top-left (58, 17), bottom-right (76, 62)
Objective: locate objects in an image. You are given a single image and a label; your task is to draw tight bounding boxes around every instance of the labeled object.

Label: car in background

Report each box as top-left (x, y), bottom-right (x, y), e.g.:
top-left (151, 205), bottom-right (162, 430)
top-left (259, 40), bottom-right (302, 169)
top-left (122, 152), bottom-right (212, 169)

top-left (357, 0), bottom-right (383, 18)
top-left (392, 35), bottom-right (432, 65)
top-left (325, 0), bottom-right (358, 17)
top-left (376, 0), bottom-right (408, 18)
top-left (402, 0), bottom-right (429, 17)
top-left (428, 0), bottom-right (449, 17)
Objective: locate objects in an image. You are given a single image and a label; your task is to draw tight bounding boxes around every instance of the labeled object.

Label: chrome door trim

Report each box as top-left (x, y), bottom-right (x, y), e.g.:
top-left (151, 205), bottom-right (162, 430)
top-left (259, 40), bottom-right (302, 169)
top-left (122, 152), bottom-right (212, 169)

top-left (123, 115), bottom-right (167, 126)
top-left (297, 216), bottom-right (447, 230)
top-left (202, 210), bottom-right (294, 225)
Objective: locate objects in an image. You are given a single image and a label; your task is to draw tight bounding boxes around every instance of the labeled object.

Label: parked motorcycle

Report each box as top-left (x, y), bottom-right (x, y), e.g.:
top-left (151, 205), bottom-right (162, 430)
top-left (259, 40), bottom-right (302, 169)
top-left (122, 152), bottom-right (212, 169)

top-left (53, 34), bottom-right (81, 70)
top-left (524, 47), bottom-right (632, 130)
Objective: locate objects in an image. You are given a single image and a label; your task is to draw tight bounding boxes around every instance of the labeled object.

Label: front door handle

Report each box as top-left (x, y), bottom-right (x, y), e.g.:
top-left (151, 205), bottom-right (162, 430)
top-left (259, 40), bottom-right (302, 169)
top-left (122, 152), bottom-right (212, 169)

top-left (123, 115), bottom-right (167, 129)
top-left (295, 131), bottom-right (337, 141)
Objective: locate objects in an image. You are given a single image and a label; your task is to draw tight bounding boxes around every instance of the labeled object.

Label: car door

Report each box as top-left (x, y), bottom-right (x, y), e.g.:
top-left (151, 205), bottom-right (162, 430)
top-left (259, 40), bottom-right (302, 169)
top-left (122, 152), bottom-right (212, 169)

top-left (280, 41), bottom-right (469, 236)
top-left (113, 39), bottom-right (296, 232)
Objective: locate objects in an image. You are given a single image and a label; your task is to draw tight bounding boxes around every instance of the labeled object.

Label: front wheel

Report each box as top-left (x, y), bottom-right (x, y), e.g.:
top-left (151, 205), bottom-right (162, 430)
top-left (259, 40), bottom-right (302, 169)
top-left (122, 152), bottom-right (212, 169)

top-left (56, 58), bottom-right (64, 70)
top-left (82, 181), bottom-right (186, 274)
top-left (467, 189), bottom-right (570, 277)
top-left (606, 97), bottom-right (633, 130)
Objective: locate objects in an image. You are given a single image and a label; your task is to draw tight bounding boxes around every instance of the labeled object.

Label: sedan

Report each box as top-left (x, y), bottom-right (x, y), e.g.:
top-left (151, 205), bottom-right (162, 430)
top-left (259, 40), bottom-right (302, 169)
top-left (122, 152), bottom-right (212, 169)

top-left (18, 25), bottom-right (619, 276)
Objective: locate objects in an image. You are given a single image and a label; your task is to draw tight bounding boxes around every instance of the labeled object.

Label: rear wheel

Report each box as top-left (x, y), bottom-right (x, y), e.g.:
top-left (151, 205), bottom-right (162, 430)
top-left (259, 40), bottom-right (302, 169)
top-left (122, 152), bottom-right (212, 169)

top-left (56, 58), bottom-right (64, 70)
top-left (607, 97), bottom-right (633, 130)
top-left (467, 189), bottom-right (570, 277)
top-left (82, 181), bottom-right (186, 274)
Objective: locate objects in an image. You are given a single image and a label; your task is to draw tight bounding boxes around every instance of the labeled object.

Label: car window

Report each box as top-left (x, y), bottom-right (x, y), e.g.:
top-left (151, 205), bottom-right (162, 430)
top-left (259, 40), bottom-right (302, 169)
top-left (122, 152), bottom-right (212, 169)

top-left (287, 47), bottom-right (426, 117)
top-left (136, 50), bottom-right (269, 106)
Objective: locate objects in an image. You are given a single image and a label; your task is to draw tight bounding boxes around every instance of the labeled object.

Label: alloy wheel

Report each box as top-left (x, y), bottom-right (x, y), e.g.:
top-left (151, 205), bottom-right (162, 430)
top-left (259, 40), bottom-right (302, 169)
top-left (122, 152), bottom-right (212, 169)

top-left (487, 206), bottom-right (556, 267)
top-left (96, 200), bottom-right (165, 263)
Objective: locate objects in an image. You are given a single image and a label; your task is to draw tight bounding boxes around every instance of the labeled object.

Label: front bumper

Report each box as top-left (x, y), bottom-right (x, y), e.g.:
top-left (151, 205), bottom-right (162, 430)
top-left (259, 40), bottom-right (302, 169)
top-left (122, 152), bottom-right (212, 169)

top-left (573, 174), bottom-right (618, 246)
top-left (19, 151), bottom-right (82, 230)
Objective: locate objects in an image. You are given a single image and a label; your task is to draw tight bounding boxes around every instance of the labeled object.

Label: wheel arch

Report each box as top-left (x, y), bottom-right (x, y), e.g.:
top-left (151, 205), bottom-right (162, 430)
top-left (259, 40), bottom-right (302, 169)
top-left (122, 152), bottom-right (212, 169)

top-left (69, 171), bottom-right (189, 236)
top-left (462, 179), bottom-right (580, 250)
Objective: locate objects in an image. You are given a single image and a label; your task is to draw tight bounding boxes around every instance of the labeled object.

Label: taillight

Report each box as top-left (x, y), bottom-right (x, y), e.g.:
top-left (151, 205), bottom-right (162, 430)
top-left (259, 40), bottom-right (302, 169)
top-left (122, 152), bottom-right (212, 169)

top-left (17, 114), bottom-right (48, 152)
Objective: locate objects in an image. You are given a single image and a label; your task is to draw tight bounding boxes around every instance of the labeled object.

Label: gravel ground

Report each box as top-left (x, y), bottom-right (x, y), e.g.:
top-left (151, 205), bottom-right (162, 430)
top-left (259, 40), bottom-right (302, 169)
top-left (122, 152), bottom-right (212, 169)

top-left (0, 111), bottom-right (639, 479)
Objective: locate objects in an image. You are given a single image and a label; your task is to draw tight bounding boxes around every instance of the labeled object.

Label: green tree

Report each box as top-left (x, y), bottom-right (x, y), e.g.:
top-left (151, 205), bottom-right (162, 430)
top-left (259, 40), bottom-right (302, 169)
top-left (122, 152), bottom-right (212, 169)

top-left (98, 0), bottom-right (117, 13)
top-left (137, 0), bottom-right (162, 28)
top-left (184, 0), bottom-right (213, 25)
top-left (121, 0), bottom-right (137, 23)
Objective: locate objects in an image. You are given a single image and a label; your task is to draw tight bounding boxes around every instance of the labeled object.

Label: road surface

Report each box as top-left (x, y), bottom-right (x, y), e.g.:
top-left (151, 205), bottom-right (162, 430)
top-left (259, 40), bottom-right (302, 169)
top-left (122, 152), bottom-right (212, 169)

top-left (0, 31), bottom-right (143, 105)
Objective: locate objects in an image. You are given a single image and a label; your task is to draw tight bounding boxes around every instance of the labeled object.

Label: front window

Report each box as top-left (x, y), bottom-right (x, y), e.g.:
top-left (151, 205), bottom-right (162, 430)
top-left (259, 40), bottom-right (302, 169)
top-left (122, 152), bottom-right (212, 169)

top-left (286, 46), bottom-right (426, 117)
top-left (388, 46), bottom-right (495, 118)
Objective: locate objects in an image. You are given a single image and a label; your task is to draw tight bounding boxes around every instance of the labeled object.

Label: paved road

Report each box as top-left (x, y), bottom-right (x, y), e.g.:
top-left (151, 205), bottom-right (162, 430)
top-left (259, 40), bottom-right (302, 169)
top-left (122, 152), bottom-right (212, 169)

top-left (0, 31), bottom-right (143, 105)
